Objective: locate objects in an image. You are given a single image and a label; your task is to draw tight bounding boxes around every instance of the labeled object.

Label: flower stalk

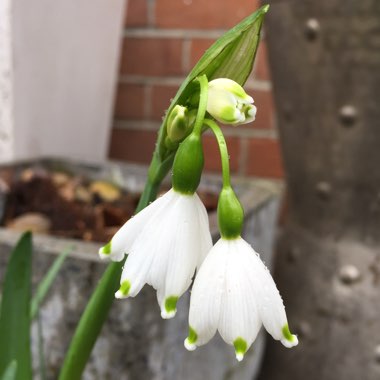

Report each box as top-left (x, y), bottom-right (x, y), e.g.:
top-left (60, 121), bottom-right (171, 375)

top-left (59, 5), bottom-right (270, 375)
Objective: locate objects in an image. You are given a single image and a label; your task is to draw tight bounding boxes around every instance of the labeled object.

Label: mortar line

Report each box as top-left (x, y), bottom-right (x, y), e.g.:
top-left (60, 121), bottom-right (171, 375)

top-left (182, 38), bottom-right (192, 73)
top-left (144, 84), bottom-right (152, 119)
top-left (113, 120), bottom-right (278, 139)
top-left (123, 28), bottom-right (225, 39)
top-left (238, 136), bottom-right (249, 176)
top-left (118, 75), bottom-right (272, 91)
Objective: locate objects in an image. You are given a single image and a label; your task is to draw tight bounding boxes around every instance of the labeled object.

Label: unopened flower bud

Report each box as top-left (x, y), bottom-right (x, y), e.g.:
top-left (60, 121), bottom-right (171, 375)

top-left (167, 105), bottom-right (190, 142)
top-left (207, 78), bottom-right (257, 125)
top-left (217, 186), bottom-right (244, 239)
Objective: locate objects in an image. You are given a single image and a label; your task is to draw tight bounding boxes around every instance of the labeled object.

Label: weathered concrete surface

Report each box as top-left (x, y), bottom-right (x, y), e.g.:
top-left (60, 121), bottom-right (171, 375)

top-left (259, 1), bottom-right (380, 379)
top-left (0, 159), bottom-right (283, 380)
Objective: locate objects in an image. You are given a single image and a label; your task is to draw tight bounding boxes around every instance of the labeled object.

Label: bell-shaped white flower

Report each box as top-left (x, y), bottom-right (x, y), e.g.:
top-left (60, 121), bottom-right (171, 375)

top-left (206, 78), bottom-right (257, 125)
top-left (99, 188), bottom-right (212, 319)
top-left (184, 237), bottom-right (298, 361)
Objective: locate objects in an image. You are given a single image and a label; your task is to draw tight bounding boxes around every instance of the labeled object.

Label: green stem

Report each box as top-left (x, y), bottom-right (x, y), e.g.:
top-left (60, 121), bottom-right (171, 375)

top-left (203, 119), bottom-right (231, 188)
top-left (58, 261), bottom-right (121, 380)
top-left (193, 75), bottom-right (209, 136)
top-left (58, 154), bottom-right (169, 380)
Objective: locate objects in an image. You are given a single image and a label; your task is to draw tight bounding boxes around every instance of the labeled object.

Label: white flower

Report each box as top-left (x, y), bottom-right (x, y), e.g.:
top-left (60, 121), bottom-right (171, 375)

top-left (206, 78), bottom-right (257, 125)
top-left (99, 188), bottom-right (212, 319)
top-left (184, 237), bottom-right (298, 361)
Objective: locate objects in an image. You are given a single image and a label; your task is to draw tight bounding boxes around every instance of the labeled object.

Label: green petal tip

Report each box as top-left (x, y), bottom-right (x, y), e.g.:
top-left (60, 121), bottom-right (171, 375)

top-left (99, 241), bottom-right (112, 258)
top-left (233, 337), bottom-right (248, 362)
top-left (281, 324), bottom-right (299, 348)
top-left (162, 296), bottom-right (178, 319)
top-left (184, 326), bottom-right (198, 351)
top-left (115, 280), bottom-right (131, 299)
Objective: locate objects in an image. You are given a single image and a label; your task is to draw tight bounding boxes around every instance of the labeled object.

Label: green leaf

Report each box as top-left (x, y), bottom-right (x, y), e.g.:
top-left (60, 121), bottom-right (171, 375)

top-left (157, 4), bottom-right (269, 160)
top-left (0, 232), bottom-right (33, 380)
top-left (1, 361), bottom-right (17, 380)
top-left (30, 246), bottom-right (71, 320)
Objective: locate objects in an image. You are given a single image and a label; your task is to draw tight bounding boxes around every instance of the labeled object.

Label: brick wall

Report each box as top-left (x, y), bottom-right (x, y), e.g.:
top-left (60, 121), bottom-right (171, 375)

top-left (108, 0), bottom-right (283, 179)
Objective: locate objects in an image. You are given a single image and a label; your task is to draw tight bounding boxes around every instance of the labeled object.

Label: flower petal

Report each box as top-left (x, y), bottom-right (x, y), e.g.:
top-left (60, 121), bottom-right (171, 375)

top-left (185, 239), bottom-right (227, 350)
top-left (116, 190), bottom-right (179, 298)
top-left (99, 189), bottom-right (172, 261)
top-left (217, 239), bottom-right (261, 361)
top-left (194, 193), bottom-right (213, 269)
top-left (159, 195), bottom-right (200, 318)
top-left (207, 89), bottom-right (243, 124)
top-left (209, 78), bottom-right (253, 103)
top-left (240, 239), bottom-right (298, 348)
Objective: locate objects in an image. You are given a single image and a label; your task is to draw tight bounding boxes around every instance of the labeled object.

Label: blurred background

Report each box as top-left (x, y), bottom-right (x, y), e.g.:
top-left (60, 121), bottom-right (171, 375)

top-left (1, 0), bottom-right (280, 180)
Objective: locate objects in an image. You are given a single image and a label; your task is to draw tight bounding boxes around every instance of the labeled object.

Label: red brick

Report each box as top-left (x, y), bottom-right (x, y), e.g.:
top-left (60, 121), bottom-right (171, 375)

top-left (245, 138), bottom-right (284, 178)
top-left (151, 85), bottom-right (179, 120)
top-left (108, 129), bottom-right (157, 164)
top-left (125, 0), bottom-right (148, 27)
top-left (203, 134), bottom-right (240, 173)
top-left (114, 83), bottom-right (145, 120)
top-left (253, 41), bottom-right (271, 81)
top-left (190, 39), bottom-right (216, 68)
top-left (120, 38), bottom-right (183, 76)
top-left (250, 89), bottom-right (275, 129)
top-left (155, 0), bottom-right (260, 29)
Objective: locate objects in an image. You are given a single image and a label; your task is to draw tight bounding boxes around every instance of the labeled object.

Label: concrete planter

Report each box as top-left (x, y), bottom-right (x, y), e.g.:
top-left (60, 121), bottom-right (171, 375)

top-left (0, 158), bottom-right (283, 380)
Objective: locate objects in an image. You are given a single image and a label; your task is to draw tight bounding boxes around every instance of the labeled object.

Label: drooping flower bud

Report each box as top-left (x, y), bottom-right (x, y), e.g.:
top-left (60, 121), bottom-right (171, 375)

top-left (206, 78), bottom-right (257, 125)
top-left (166, 105), bottom-right (190, 143)
top-left (172, 133), bottom-right (204, 195)
top-left (217, 186), bottom-right (244, 239)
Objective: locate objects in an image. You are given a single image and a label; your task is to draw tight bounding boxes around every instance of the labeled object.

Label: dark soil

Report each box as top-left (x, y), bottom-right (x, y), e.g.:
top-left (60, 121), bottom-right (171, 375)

top-left (0, 167), bottom-right (217, 243)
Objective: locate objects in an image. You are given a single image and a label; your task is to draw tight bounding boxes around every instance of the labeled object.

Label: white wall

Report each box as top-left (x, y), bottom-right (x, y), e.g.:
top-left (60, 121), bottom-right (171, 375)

top-left (4, 0), bottom-right (126, 162)
top-left (0, 0), bottom-right (14, 161)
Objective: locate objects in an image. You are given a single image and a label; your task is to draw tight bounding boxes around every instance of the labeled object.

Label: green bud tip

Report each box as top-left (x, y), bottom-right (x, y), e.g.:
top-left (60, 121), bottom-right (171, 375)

top-left (161, 296), bottom-right (178, 319)
top-left (167, 105), bottom-right (190, 142)
top-left (184, 326), bottom-right (198, 351)
top-left (115, 280), bottom-right (131, 299)
top-left (233, 337), bottom-right (248, 362)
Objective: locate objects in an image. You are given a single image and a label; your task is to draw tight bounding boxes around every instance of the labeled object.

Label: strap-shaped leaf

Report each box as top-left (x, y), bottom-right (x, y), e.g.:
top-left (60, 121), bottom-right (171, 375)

top-left (0, 232), bottom-right (33, 380)
top-left (1, 361), bottom-right (17, 380)
top-left (157, 4), bottom-right (269, 160)
top-left (30, 246), bottom-right (71, 320)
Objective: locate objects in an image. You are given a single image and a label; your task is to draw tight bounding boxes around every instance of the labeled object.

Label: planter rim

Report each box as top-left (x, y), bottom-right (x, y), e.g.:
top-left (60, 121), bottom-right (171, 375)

top-left (0, 156), bottom-right (284, 261)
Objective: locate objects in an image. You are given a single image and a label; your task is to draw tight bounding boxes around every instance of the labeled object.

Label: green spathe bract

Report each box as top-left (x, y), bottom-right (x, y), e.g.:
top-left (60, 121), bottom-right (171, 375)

top-left (217, 186), bottom-right (244, 239)
top-left (172, 133), bottom-right (204, 195)
top-left (154, 5), bottom-right (269, 163)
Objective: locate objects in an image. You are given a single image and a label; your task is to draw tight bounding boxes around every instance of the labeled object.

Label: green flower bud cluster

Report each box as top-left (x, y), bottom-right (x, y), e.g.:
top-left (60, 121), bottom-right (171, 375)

top-left (166, 105), bottom-right (191, 144)
top-left (170, 75), bottom-right (255, 238)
